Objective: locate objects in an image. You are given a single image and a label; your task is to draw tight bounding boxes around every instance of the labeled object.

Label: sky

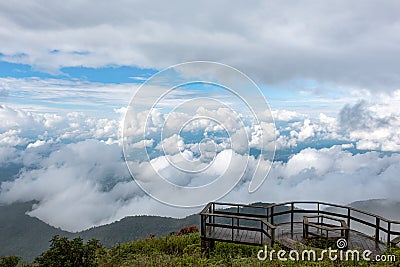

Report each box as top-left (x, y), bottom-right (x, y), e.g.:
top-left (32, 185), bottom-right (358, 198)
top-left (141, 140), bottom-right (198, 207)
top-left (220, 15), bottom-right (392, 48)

top-left (1, 0), bottom-right (400, 232)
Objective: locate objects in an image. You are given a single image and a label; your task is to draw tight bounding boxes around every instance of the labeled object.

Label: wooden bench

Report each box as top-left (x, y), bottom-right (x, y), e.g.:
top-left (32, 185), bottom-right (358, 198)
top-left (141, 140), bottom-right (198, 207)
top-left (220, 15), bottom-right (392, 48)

top-left (303, 215), bottom-right (349, 244)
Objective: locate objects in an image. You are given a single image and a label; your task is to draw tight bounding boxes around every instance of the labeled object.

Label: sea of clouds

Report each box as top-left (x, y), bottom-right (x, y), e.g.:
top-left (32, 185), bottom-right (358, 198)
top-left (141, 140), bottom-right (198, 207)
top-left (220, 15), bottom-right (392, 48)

top-left (1, 86), bottom-right (400, 231)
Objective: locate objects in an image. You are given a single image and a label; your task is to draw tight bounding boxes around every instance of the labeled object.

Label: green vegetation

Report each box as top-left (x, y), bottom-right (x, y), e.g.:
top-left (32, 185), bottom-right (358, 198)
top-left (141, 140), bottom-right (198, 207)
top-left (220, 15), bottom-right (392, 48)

top-left (100, 235), bottom-right (400, 267)
top-left (0, 256), bottom-right (21, 267)
top-left (7, 230), bottom-right (396, 267)
top-left (304, 237), bottom-right (338, 249)
top-left (34, 236), bottom-right (103, 267)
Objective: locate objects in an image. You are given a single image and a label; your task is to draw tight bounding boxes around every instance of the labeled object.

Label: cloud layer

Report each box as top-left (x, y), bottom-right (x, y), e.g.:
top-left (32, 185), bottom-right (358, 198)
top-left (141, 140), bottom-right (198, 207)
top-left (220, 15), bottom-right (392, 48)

top-left (1, 1), bottom-right (400, 91)
top-left (1, 87), bottom-right (400, 231)
top-left (2, 137), bottom-right (400, 231)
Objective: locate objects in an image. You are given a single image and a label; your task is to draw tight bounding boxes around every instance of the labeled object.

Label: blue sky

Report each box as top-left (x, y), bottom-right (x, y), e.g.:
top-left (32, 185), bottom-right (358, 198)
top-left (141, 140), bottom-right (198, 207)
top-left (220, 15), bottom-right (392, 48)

top-left (0, 60), bottom-right (156, 83)
top-left (0, 59), bottom-right (355, 117)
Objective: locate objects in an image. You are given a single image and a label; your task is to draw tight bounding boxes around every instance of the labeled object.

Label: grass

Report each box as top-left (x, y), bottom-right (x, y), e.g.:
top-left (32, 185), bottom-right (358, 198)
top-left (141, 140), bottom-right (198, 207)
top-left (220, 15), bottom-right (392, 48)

top-left (94, 233), bottom-right (400, 267)
top-left (13, 231), bottom-right (399, 266)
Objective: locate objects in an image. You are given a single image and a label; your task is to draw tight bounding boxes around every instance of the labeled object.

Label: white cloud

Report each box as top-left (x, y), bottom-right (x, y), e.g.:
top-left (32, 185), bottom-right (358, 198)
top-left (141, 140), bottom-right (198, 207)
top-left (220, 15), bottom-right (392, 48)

top-left (339, 93), bottom-right (400, 151)
top-left (271, 109), bottom-right (306, 121)
top-left (1, 125), bottom-right (400, 232)
top-left (0, 105), bottom-right (42, 131)
top-left (1, 81), bottom-right (400, 232)
top-left (0, 129), bottom-right (29, 146)
top-left (155, 134), bottom-right (184, 155)
top-left (274, 113), bottom-right (341, 149)
top-left (0, 105), bottom-right (123, 147)
top-left (297, 119), bottom-right (315, 142)
top-left (222, 146), bottom-right (400, 208)
top-left (130, 139), bottom-right (154, 149)
top-left (0, 77), bottom-right (134, 113)
top-left (341, 143), bottom-right (354, 149)
top-left (0, 1), bottom-right (400, 91)
top-left (249, 122), bottom-right (276, 151)
top-left (0, 146), bottom-right (21, 166)
top-left (0, 140), bottom-right (133, 231)
top-left (356, 139), bottom-right (380, 150)
top-left (26, 139), bottom-right (50, 148)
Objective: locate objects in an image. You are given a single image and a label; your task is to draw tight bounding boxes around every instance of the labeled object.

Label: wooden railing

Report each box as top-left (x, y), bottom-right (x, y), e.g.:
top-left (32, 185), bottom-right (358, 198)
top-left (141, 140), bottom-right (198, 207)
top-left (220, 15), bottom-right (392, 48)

top-left (200, 201), bottom-right (400, 247)
top-left (200, 202), bottom-right (276, 246)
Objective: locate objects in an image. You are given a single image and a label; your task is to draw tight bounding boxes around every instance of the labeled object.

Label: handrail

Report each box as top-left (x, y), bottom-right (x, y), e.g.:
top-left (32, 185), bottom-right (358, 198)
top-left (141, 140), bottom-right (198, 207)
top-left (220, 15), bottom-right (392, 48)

top-left (200, 202), bottom-right (212, 214)
top-left (206, 201), bottom-right (400, 224)
top-left (200, 201), bottom-right (400, 246)
top-left (271, 201), bottom-right (397, 223)
top-left (202, 211), bottom-right (276, 229)
top-left (200, 208), bottom-right (276, 246)
top-left (210, 201), bottom-right (400, 224)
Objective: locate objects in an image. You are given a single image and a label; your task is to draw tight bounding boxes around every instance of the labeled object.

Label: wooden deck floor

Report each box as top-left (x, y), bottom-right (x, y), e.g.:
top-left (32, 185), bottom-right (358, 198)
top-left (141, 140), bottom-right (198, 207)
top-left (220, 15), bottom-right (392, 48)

top-left (204, 222), bottom-right (386, 254)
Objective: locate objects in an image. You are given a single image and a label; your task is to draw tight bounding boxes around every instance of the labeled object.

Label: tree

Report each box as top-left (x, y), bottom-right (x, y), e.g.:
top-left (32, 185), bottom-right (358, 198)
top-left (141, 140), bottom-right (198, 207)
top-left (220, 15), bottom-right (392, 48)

top-left (0, 256), bottom-right (20, 267)
top-left (34, 235), bottom-right (103, 267)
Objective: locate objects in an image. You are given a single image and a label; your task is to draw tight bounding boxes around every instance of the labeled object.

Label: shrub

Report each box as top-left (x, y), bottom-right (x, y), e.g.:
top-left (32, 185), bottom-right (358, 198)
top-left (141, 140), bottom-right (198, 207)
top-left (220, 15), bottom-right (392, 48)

top-left (0, 256), bottom-right (20, 267)
top-left (34, 235), bottom-right (103, 267)
top-left (177, 225), bottom-right (199, 236)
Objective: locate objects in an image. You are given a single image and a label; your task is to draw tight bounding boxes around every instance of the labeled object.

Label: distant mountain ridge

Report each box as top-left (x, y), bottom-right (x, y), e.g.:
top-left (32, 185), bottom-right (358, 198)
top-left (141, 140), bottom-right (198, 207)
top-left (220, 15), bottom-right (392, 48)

top-left (348, 199), bottom-right (400, 221)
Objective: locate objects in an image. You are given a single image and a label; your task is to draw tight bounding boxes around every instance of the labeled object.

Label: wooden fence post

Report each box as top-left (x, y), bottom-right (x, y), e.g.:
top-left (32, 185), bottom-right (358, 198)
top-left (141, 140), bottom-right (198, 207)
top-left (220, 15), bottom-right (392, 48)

top-left (375, 218), bottom-right (380, 243)
top-left (271, 206), bottom-right (274, 225)
top-left (347, 208), bottom-right (351, 229)
top-left (290, 202), bottom-right (294, 235)
top-left (260, 221), bottom-right (263, 245)
top-left (271, 227), bottom-right (275, 247)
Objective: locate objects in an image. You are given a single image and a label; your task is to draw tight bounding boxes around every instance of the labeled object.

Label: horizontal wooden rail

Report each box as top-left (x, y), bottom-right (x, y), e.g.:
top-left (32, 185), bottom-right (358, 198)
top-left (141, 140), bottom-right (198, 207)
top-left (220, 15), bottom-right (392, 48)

top-left (201, 201), bottom-right (400, 246)
top-left (201, 209), bottom-right (276, 246)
